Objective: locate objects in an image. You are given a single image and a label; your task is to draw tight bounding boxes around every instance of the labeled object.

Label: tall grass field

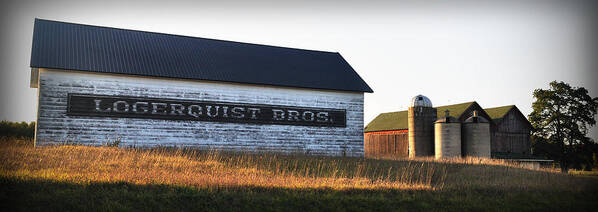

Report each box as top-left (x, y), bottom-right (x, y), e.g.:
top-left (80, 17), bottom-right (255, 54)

top-left (1, 137), bottom-right (597, 211)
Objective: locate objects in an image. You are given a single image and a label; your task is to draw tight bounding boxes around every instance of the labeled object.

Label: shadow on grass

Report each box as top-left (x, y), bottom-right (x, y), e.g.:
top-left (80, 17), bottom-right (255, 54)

top-left (1, 176), bottom-right (597, 212)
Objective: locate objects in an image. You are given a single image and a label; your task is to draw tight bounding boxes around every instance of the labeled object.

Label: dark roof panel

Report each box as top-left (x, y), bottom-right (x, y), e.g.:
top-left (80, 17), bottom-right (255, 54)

top-left (30, 19), bottom-right (373, 93)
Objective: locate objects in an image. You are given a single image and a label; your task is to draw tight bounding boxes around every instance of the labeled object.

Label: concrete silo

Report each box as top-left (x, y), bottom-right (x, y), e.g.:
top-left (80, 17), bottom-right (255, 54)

top-left (462, 110), bottom-right (491, 158)
top-left (434, 110), bottom-right (462, 159)
top-left (408, 95), bottom-right (437, 158)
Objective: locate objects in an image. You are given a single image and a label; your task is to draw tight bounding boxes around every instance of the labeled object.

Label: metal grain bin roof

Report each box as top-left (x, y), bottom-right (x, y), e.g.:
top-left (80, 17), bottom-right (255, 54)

top-left (410, 95), bottom-right (433, 107)
top-left (30, 19), bottom-right (373, 93)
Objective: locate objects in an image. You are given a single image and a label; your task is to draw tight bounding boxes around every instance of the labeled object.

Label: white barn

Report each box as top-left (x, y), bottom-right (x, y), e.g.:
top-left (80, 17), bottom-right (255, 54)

top-left (29, 19), bottom-right (372, 156)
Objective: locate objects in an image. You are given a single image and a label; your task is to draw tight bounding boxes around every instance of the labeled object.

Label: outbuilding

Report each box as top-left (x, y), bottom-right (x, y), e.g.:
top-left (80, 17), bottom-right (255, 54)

top-left (29, 19), bottom-right (372, 156)
top-left (364, 97), bottom-right (532, 159)
top-left (484, 105), bottom-right (532, 158)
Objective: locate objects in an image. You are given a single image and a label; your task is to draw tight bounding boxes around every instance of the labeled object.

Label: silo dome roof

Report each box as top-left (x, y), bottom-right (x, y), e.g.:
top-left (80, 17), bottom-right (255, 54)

top-left (410, 95), bottom-right (432, 107)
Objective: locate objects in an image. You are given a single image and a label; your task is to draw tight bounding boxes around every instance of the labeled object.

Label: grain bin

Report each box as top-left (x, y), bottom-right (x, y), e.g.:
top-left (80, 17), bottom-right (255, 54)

top-left (434, 110), bottom-right (461, 159)
top-left (462, 110), bottom-right (491, 158)
top-left (408, 95), bottom-right (437, 158)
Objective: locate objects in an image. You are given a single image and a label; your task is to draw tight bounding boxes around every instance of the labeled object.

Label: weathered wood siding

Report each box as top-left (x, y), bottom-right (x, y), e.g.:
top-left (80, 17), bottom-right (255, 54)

top-left (491, 109), bottom-right (531, 157)
top-left (35, 69), bottom-right (365, 156)
top-left (364, 132), bottom-right (409, 158)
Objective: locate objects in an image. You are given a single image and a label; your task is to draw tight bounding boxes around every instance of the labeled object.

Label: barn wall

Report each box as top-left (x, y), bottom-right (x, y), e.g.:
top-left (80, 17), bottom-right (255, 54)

top-left (35, 69), bottom-right (365, 156)
top-left (364, 132), bottom-right (409, 158)
top-left (491, 109), bottom-right (531, 157)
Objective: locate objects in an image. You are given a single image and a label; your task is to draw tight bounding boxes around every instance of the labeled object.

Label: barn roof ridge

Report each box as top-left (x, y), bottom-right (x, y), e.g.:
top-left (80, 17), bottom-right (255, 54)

top-left (484, 105), bottom-right (515, 120)
top-left (365, 101), bottom-right (477, 132)
top-left (365, 101), bottom-right (522, 132)
top-left (31, 18), bottom-right (341, 55)
top-left (484, 105), bottom-right (531, 127)
top-left (30, 19), bottom-right (373, 93)
top-left (372, 101), bottom-right (477, 115)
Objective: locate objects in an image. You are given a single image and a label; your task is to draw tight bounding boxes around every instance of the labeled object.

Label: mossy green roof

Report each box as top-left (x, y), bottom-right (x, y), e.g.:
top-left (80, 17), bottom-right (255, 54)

top-left (484, 105), bottom-right (515, 123)
top-left (435, 102), bottom-right (476, 120)
top-left (365, 102), bottom-right (522, 132)
top-left (364, 102), bottom-right (476, 132)
top-left (364, 111), bottom-right (409, 132)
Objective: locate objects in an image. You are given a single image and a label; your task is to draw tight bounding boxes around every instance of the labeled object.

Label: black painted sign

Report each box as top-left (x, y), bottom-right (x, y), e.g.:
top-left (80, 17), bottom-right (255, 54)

top-left (67, 94), bottom-right (346, 127)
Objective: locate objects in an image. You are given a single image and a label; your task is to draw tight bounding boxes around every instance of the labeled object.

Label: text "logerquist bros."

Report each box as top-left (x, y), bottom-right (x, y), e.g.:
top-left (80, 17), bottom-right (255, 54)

top-left (67, 94), bottom-right (347, 127)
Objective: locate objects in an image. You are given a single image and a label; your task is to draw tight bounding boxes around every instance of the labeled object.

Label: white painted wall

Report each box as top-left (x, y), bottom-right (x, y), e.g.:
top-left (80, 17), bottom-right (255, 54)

top-left (35, 69), bottom-right (365, 156)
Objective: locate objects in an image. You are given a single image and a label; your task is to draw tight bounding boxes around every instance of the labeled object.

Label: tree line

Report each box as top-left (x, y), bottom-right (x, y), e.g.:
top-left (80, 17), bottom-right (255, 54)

top-left (0, 121), bottom-right (35, 139)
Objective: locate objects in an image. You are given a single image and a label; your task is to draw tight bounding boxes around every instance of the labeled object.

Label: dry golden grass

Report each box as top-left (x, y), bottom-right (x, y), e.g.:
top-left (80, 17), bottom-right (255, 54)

top-left (0, 142), bottom-right (439, 191)
top-left (1, 138), bottom-right (593, 193)
top-left (377, 154), bottom-right (561, 173)
top-left (2, 138), bottom-right (598, 211)
top-left (569, 170), bottom-right (598, 177)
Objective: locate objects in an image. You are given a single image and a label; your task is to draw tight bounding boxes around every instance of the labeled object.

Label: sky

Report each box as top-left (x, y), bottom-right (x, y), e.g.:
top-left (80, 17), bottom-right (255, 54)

top-left (1, 0), bottom-right (597, 138)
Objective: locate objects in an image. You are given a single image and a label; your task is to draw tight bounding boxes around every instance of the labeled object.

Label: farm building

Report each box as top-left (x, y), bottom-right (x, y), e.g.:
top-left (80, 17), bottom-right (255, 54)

top-left (484, 105), bottom-right (533, 158)
top-left (364, 95), bottom-right (531, 159)
top-left (29, 19), bottom-right (372, 156)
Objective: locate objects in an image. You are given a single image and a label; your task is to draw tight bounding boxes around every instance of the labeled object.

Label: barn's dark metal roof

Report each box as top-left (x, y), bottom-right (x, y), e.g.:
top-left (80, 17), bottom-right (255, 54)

top-left (30, 19), bottom-right (373, 93)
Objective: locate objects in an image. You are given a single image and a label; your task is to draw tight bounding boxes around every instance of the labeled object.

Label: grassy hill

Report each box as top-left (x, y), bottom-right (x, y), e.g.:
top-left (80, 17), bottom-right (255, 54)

top-left (1, 138), bottom-right (597, 211)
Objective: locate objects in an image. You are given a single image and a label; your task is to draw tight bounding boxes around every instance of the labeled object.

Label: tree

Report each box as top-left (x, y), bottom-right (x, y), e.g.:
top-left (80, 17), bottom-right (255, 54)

top-left (529, 81), bottom-right (598, 172)
top-left (0, 121), bottom-right (36, 138)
